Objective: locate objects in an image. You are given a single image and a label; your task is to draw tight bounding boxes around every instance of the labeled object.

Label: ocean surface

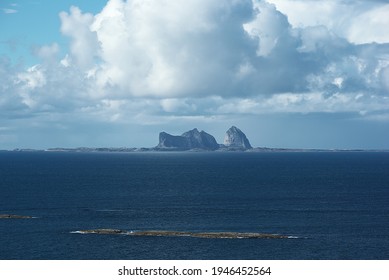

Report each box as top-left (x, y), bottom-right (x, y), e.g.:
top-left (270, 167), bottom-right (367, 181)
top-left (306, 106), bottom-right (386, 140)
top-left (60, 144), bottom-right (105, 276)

top-left (0, 151), bottom-right (388, 260)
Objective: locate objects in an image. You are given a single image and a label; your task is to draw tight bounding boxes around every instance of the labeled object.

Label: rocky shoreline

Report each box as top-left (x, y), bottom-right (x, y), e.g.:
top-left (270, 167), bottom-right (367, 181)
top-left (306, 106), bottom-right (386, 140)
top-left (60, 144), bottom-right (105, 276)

top-left (71, 229), bottom-right (289, 239)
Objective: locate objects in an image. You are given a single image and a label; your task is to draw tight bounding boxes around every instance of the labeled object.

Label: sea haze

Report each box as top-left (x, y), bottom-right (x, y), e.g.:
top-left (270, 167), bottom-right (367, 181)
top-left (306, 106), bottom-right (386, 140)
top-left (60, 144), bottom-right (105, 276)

top-left (0, 151), bottom-right (388, 259)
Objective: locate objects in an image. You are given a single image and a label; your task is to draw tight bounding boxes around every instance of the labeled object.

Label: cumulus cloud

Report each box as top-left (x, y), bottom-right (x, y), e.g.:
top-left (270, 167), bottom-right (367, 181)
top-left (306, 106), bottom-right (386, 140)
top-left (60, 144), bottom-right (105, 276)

top-left (347, 4), bottom-right (389, 44)
top-left (32, 43), bottom-right (60, 63)
top-left (48, 0), bottom-right (389, 103)
top-left (1, 0), bottom-right (389, 130)
top-left (59, 6), bottom-right (100, 69)
top-left (0, 57), bottom-right (27, 115)
top-left (244, 1), bottom-right (291, 56)
top-left (89, 0), bottom-right (255, 97)
top-left (267, 0), bottom-right (389, 44)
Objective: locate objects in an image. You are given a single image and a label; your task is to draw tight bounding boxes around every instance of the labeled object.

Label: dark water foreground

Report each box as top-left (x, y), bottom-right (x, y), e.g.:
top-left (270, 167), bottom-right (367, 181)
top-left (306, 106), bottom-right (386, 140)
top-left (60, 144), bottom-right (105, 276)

top-left (0, 151), bottom-right (388, 259)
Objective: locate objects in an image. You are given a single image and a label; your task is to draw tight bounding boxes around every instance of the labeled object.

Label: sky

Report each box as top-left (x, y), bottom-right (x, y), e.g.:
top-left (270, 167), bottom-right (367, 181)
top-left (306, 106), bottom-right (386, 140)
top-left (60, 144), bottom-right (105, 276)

top-left (1, 0), bottom-right (389, 149)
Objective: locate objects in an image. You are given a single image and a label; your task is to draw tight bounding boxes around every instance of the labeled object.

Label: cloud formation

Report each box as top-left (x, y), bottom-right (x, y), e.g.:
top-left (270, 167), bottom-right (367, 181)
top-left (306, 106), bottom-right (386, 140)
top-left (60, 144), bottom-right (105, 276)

top-left (2, 2), bottom-right (18, 14)
top-left (2, 8), bottom-right (17, 14)
top-left (267, 0), bottom-right (389, 44)
top-left (1, 0), bottom-right (389, 129)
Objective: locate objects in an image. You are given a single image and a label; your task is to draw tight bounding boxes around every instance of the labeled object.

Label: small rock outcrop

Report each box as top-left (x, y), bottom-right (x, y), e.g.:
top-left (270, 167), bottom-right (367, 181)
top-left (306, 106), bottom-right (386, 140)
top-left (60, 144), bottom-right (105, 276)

top-left (157, 128), bottom-right (219, 150)
top-left (0, 214), bottom-right (33, 219)
top-left (223, 126), bottom-right (252, 149)
top-left (72, 229), bottom-right (289, 239)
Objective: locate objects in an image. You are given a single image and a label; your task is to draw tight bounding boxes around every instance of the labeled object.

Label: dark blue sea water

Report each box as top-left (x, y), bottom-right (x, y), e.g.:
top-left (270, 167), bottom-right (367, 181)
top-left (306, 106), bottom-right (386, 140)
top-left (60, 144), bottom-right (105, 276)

top-left (0, 151), bottom-right (388, 260)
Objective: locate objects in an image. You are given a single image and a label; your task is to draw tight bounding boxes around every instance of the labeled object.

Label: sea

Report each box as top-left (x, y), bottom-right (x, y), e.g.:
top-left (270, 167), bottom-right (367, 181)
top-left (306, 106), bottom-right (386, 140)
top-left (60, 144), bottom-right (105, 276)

top-left (0, 151), bottom-right (388, 260)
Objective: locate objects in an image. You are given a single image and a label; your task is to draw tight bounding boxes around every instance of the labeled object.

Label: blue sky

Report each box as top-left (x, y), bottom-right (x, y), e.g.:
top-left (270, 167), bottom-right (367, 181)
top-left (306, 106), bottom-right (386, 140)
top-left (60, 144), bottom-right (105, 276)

top-left (1, 0), bottom-right (389, 149)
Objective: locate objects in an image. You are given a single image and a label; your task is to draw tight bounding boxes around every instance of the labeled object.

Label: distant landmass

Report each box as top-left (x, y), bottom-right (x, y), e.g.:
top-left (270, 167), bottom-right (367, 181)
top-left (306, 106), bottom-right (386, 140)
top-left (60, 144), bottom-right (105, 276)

top-left (224, 126), bottom-right (252, 150)
top-left (6, 125), bottom-right (388, 152)
top-left (156, 126), bottom-right (250, 151)
top-left (157, 128), bottom-right (219, 150)
top-left (71, 229), bottom-right (289, 239)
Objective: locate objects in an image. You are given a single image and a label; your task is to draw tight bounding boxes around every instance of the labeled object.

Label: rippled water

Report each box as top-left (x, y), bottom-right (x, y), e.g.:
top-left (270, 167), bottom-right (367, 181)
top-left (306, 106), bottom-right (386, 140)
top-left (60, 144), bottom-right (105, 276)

top-left (0, 151), bottom-right (388, 259)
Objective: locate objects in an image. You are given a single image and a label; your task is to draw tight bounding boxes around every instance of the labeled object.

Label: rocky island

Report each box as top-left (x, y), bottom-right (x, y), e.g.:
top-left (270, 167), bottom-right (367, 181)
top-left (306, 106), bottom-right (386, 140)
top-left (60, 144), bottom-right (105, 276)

top-left (156, 126), bottom-right (252, 151)
top-left (157, 128), bottom-right (219, 150)
top-left (0, 214), bottom-right (34, 219)
top-left (221, 126), bottom-right (252, 150)
top-left (72, 229), bottom-right (289, 239)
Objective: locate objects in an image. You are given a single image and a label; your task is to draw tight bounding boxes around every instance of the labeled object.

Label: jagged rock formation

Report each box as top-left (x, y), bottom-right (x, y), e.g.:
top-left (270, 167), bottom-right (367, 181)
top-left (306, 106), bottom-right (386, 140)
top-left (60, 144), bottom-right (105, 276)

top-left (223, 126), bottom-right (252, 149)
top-left (157, 128), bottom-right (219, 150)
top-left (158, 132), bottom-right (188, 149)
top-left (156, 126), bottom-right (253, 151)
top-left (72, 229), bottom-right (289, 239)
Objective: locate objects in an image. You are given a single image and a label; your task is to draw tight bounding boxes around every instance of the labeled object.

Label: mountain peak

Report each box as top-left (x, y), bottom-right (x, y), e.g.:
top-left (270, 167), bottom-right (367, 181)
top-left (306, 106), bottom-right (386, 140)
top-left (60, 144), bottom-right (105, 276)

top-left (224, 126), bottom-right (252, 149)
top-left (158, 128), bottom-right (218, 150)
top-left (157, 126), bottom-right (253, 151)
top-left (182, 128), bottom-right (200, 136)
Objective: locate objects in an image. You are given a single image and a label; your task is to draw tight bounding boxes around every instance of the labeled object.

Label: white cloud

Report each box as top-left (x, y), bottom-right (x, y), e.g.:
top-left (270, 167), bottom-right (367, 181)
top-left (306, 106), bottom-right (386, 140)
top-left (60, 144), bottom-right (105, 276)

top-left (267, 0), bottom-right (389, 44)
top-left (89, 0), bottom-right (255, 97)
top-left (52, 0), bottom-right (388, 101)
top-left (215, 92), bottom-right (389, 115)
top-left (362, 112), bottom-right (389, 122)
top-left (266, 0), bottom-right (347, 29)
top-left (244, 1), bottom-right (290, 56)
top-left (2, 8), bottom-right (17, 14)
top-left (297, 26), bottom-right (342, 53)
top-left (381, 66), bottom-right (389, 92)
top-left (347, 4), bottom-right (389, 44)
top-left (59, 6), bottom-right (99, 69)
top-left (33, 43), bottom-right (60, 63)
top-left (17, 65), bottom-right (46, 90)
top-left (1, 0), bottom-right (389, 136)
top-left (160, 98), bottom-right (197, 113)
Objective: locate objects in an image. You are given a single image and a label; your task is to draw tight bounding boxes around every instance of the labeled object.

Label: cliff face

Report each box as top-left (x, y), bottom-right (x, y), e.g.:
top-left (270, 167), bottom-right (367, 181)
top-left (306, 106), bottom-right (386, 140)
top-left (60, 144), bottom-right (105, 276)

top-left (157, 126), bottom-right (252, 150)
top-left (223, 126), bottom-right (252, 149)
top-left (157, 128), bottom-right (219, 150)
top-left (158, 132), bottom-right (189, 150)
